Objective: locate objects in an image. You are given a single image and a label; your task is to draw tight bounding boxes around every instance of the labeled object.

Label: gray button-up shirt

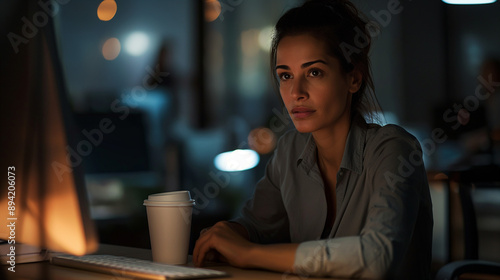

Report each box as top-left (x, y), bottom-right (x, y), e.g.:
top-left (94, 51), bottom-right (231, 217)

top-left (234, 119), bottom-right (433, 279)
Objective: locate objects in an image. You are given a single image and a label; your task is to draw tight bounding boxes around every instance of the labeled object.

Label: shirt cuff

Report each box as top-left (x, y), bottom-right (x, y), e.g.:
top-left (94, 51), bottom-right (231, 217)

top-left (293, 237), bottom-right (365, 278)
top-left (293, 240), bottom-right (328, 277)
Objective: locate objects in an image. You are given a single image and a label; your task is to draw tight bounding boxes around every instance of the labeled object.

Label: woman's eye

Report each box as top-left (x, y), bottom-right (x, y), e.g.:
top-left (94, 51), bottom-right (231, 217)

top-left (308, 69), bottom-right (322, 77)
top-left (279, 73), bottom-right (292, 81)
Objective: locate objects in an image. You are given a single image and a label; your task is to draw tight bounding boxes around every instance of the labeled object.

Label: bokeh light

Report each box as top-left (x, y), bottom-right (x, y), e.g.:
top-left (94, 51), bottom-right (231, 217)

top-left (442, 0), bottom-right (495, 4)
top-left (248, 127), bottom-right (277, 154)
top-left (125, 32), bottom-right (149, 56)
top-left (204, 0), bottom-right (221, 22)
top-left (102, 37), bottom-right (121, 60)
top-left (214, 149), bottom-right (260, 172)
top-left (241, 29), bottom-right (260, 56)
top-left (97, 0), bottom-right (117, 21)
top-left (258, 26), bottom-right (274, 52)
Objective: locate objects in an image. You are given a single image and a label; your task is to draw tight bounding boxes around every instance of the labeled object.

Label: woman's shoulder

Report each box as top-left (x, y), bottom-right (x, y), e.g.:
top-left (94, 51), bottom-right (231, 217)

top-left (272, 129), bottom-right (311, 160)
top-left (262, 129), bottom-right (309, 176)
top-left (364, 123), bottom-right (422, 154)
top-left (366, 122), bottom-right (419, 141)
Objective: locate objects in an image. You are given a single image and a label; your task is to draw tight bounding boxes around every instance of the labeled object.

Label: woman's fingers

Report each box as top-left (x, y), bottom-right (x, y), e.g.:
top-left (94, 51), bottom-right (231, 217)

top-left (193, 237), bottom-right (204, 266)
top-left (193, 222), bottom-right (228, 266)
top-left (193, 226), bottom-right (218, 266)
top-left (193, 221), bottom-right (245, 267)
top-left (193, 227), bottom-right (210, 265)
top-left (200, 227), bottom-right (210, 236)
top-left (194, 232), bottom-right (215, 267)
top-left (193, 232), bottom-right (205, 266)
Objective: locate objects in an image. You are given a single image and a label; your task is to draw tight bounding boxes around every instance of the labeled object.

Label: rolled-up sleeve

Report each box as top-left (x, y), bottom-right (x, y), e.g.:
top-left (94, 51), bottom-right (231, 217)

top-left (294, 127), bottom-right (430, 279)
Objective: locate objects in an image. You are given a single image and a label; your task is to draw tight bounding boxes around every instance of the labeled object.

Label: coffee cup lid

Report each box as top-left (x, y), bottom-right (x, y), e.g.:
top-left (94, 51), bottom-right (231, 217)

top-left (147, 190), bottom-right (192, 202)
top-left (143, 199), bottom-right (195, 207)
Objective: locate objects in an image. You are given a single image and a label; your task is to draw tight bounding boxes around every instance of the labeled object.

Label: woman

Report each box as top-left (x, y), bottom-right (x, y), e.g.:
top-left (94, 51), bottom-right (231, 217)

top-left (193, 0), bottom-right (433, 279)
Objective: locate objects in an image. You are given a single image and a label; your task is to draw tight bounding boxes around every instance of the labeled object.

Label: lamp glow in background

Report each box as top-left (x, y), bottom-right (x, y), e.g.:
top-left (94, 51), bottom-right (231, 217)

top-left (97, 0), bottom-right (117, 21)
top-left (258, 26), bottom-right (274, 52)
top-left (205, 0), bottom-right (221, 22)
top-left (442, 0), bottom-right (495, 4)
top-left (102, 37), bottom-right (121, 60)
top-left (241, 29), bottom-right (260, 56)
top-left (125, 32), bottom-right (149, 56)
top-left (248, 127), bottom-right (277, 154)
top-left (214, 149), bottom-right (260, 172)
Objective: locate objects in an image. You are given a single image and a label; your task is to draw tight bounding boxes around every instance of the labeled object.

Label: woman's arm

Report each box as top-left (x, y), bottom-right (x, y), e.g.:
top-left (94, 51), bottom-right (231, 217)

top-left (248, 243), bottom-right (299, 272)
top-left (226, 221), bottom-right (249, 240)
top-left (193, 221), bottom-right (298, 272)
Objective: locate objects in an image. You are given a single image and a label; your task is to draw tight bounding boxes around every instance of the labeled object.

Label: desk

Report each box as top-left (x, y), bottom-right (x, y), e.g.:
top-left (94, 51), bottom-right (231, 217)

top-left (1, 244), bottom-right (334, 280)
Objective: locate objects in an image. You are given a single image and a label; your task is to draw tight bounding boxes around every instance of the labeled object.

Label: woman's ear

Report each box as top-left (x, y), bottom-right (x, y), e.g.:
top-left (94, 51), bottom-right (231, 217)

top-left (348, 69), bottom-right (362, 94)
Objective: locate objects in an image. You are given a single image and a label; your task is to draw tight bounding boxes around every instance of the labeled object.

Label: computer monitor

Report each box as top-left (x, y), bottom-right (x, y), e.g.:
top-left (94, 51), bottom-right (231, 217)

top-left (0, 0), bottom-right (98, 261)
top-left (73, 111), bottom-right (151, 175)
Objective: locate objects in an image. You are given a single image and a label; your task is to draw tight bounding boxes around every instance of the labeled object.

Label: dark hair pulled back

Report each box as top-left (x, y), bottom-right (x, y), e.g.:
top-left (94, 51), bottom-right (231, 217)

top-left (270, 0), bottom-right (382, 123)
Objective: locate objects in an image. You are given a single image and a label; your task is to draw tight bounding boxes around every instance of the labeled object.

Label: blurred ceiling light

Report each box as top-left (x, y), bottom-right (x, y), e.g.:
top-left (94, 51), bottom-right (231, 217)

top-left (97, 0), bottom-right (117, 21)
top-left (248, 127), bottom-right (277, 154)
top-left (214, 149), bottom-right (260, 172)
top-left (205, 0), bottom-right (221, 22)
top-left (442, 0), bottom-right (496, 4)
top-left (241, 29), bottom-right (260, 56)
top-left (258, 26), bottom-right (274, 52)
top-left (125, 32), bottom-right (149, 56)
top-left (102, 37), bottom-right (121, 60)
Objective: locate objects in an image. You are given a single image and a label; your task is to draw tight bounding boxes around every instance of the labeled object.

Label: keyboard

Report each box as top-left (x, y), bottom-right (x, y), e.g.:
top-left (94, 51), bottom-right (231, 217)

top-left (50, 254), bottom-right (229, 279)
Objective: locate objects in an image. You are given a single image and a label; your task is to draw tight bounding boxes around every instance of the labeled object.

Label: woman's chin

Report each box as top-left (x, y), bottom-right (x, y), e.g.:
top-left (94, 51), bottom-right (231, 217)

top-left (293, 123), bottom-right (315, 134)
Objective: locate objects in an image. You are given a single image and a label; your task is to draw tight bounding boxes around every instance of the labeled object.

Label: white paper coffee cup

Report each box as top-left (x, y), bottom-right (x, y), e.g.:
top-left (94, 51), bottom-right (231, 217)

top-left (144, 191), bottom-right (195, 264)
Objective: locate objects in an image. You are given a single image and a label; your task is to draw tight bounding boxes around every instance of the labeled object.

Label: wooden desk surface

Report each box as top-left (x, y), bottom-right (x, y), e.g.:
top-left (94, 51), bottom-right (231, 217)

top-left (1, 244), bottom-right (334, 280)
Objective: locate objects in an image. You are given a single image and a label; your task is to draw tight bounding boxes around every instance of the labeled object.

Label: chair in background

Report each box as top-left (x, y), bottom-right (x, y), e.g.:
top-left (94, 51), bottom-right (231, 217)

top-left (436, 260), bottom-right (500, 280)
top-left (435, 164), bottom-right (500, 280)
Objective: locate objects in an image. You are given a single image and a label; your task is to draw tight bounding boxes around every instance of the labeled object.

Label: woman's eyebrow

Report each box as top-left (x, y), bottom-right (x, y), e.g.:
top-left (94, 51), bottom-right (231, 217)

top-left (302, 59), bottom-right (328, 68)
top-left (275, 59), bottom-right (328, 70)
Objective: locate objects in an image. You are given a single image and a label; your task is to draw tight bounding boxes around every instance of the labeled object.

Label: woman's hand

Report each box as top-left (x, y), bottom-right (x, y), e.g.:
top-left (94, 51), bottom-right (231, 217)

top-left (193, 221), bottom-right (256, 268)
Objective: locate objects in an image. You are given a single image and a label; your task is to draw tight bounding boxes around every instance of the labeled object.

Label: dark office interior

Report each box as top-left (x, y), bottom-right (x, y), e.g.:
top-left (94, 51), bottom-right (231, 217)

top-left (1, 0), bottom-right (500, 278)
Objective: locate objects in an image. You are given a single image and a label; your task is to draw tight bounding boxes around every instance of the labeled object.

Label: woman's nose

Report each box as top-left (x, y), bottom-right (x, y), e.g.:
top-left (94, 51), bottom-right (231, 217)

top-left (290, 76), bottom-right (308, 101)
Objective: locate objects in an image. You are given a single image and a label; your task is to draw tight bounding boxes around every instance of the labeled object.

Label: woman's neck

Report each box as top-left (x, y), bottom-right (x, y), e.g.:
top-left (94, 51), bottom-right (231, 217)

top-left (312, 117), bottom-right (351, 171)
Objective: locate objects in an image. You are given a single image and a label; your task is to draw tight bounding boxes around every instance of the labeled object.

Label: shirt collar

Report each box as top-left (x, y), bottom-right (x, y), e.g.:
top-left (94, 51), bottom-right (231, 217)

top-left (297, 133), bottom-right (317, 173)
top-left (297, 117), bottom-right (367, 175)
top-left (340, 117), bottom-right (366, 174)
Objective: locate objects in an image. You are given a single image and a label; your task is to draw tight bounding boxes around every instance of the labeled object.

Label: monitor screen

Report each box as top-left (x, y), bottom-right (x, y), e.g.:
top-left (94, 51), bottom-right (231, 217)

top-left (0, 0), bottom-right (98, 260)
top-left (73, 111), bottom-right (151, 175)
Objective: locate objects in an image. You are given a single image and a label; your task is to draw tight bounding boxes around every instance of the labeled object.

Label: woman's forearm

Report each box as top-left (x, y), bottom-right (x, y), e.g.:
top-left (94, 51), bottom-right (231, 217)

top-left (229, 222), bottom-right (299, 272)
top-left (246, 243), bottom-right (299, 273)
top-left (228, 221), bottom-right (298, 272)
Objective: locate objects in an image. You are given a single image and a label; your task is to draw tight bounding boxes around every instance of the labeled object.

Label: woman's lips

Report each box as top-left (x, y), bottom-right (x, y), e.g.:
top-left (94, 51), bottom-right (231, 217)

top-left (291, 107), bottom-right (315, 119)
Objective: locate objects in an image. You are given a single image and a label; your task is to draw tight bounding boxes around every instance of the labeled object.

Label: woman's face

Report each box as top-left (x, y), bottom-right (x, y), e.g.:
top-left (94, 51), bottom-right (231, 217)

top-left (276, 34), bottom-right (360, 134)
